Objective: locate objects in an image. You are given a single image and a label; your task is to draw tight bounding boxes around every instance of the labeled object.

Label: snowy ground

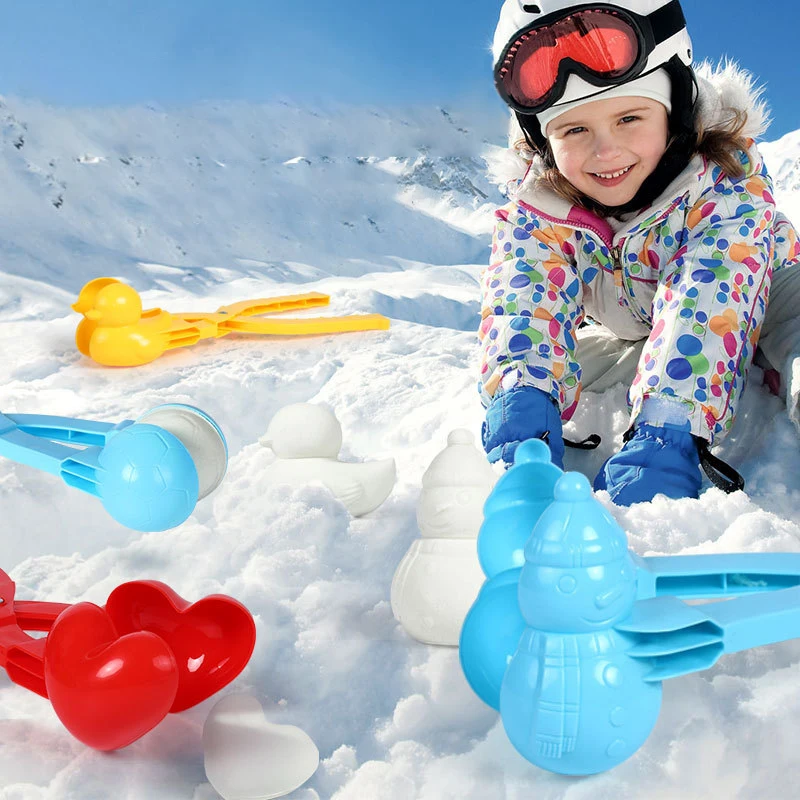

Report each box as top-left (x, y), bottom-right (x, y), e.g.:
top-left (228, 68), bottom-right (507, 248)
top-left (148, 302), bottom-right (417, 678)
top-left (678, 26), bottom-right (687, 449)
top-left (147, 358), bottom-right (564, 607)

top-left (0, 96), bottom-right (799, 799)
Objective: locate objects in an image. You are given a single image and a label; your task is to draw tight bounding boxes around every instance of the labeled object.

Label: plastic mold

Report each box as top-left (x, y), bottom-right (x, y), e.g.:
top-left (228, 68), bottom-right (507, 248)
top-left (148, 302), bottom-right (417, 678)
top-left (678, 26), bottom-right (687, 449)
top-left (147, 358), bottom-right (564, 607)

top-left (0, 403), bottom-right (227, 531)
top-left (0, 570), bottom-right (255, 751)
top-left (460, 439), bottom-right (800, 775)
top-left (73, 277), bottom-right (390, 367)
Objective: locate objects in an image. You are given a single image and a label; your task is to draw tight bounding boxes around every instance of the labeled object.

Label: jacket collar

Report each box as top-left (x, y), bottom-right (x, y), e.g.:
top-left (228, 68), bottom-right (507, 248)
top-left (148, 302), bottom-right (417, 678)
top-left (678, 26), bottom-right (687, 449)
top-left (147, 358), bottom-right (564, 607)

top-left (515, 154), bottom-right (706, 245)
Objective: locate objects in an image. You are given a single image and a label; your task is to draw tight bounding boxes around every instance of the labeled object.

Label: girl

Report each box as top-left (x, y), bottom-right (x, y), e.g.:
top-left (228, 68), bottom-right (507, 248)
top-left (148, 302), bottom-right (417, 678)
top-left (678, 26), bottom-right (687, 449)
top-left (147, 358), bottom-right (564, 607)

top-left (479, 0), bottom-right (800, 505)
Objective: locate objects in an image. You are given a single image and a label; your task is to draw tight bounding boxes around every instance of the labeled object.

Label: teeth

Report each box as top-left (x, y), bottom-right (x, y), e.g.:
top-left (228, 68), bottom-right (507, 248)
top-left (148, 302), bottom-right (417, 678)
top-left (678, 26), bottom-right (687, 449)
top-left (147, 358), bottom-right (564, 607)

top-left (595, 166), bottom-right (633, 179)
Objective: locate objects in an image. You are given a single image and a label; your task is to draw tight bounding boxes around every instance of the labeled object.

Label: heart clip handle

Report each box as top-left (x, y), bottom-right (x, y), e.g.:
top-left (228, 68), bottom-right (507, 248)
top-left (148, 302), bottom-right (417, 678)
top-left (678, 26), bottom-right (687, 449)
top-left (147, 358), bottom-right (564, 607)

top-left (0, 570), bottom-right (256, 750)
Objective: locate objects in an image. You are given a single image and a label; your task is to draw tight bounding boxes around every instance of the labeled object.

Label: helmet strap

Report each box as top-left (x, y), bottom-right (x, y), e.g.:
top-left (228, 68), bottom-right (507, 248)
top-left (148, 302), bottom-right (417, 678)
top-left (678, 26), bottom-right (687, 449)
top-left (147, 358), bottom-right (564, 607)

top-left (515, 110), bottom-right (546, 153)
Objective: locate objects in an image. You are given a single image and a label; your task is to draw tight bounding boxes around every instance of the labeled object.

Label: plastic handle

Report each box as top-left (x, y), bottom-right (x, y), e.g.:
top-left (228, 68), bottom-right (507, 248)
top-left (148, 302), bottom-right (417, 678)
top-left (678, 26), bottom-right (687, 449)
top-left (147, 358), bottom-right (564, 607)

top-left (7, 413), bottom-right (125, 445)
top-left (0, 412), bottom-right (129, 495)
top-left (222, 314), bottom-right (391, 336)
top-left (0, 572), bottom-right (50, 697)
top-left (12, 601), bottom-right (70, 630)
top-left (638, 553), bottom-right (800, 600)
top-left (623, 584), bottom-right (800, 682)
top-left (707, 583), bottom-right (800, 655)
top-left (59, 447), bottom-right (105, 497)
top-left (214, 292), bottom-right (331, 318)
top-left (0, 413), bottom-right (85, 476)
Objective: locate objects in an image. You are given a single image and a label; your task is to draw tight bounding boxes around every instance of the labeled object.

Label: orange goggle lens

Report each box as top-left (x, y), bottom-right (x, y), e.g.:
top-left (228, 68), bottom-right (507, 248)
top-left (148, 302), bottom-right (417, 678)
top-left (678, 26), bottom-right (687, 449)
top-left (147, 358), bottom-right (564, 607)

top-left (499, 10), bottom-right (640, 110)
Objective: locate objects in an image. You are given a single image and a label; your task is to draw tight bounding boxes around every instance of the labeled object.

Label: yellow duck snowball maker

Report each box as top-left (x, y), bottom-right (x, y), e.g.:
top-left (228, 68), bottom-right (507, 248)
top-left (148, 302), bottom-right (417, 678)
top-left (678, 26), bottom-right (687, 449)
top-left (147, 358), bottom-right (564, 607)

top-left (72, 277), bottom-right (391, 366)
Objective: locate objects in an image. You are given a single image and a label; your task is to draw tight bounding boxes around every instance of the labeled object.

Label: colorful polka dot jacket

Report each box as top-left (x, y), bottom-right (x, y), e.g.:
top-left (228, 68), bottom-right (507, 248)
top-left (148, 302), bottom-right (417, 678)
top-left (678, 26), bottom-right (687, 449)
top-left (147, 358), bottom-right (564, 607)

top-left (479, 67), bottom-right (800, 443)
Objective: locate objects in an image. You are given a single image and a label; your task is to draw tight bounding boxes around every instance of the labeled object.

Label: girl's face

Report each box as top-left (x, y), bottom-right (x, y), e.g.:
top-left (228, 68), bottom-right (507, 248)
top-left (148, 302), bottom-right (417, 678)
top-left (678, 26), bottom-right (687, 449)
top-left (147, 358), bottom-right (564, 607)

top-left (546, 96), bottom-right (669, 207)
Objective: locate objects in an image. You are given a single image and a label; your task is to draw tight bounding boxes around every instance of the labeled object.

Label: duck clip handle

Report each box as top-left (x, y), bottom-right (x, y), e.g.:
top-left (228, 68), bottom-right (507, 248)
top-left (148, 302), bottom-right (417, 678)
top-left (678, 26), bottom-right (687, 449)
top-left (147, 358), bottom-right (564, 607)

top-left (73, 277), bottom-right (390, 367)
top-left (0, 568), bottom-right (256, 750)
top-left (0, 404), bottom-right (227, 531)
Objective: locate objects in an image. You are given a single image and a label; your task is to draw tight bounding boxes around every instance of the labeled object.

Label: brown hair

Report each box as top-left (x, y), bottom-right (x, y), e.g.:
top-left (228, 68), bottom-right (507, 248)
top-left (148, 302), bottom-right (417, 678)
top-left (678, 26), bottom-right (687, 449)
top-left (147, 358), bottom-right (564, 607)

top-left (514, 108), bottom-right (751, 209)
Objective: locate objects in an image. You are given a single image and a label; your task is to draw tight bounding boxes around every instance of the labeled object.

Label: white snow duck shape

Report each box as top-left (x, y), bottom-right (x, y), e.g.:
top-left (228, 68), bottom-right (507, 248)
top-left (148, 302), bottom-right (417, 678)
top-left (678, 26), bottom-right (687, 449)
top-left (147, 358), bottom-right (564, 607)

top-left (391, 429), bottom-right (497, 646)
top-left (259, 403), bottom-right (396, 517)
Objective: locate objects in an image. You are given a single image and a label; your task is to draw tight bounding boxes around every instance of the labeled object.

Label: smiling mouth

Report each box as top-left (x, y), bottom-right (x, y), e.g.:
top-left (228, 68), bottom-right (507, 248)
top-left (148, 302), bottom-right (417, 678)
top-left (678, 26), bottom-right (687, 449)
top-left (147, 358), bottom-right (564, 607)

top-left (591, 165), bottom-right (634, 181)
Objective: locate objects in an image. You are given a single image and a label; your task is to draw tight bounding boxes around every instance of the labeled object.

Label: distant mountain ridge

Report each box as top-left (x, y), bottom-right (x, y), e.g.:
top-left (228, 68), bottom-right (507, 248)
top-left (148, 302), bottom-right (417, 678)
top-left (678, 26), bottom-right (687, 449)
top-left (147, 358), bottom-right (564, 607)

top-left (0, 95), bottom-right (797, 302)
top-left (0, 97), bottom-right (505, 295)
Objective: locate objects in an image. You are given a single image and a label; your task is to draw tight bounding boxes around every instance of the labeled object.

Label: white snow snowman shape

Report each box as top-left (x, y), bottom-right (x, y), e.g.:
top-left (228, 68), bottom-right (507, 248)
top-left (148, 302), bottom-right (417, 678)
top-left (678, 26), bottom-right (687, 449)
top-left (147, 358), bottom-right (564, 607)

top-left (391, 429), bottom-right (497, 646)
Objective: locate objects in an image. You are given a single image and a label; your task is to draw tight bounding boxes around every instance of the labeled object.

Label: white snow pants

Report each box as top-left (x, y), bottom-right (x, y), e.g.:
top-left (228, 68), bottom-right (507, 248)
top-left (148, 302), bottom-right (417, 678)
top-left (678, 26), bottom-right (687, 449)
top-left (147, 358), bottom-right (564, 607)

top-left (577, 264), bottom-right (800, 430)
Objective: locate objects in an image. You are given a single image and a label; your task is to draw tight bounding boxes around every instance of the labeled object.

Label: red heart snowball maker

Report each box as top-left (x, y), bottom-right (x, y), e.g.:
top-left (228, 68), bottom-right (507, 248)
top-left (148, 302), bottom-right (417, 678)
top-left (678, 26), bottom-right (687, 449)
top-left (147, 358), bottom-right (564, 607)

top-left (105, 580), bottom-right (256, 713)
top-left (44, 602), bottom-right (179, 751)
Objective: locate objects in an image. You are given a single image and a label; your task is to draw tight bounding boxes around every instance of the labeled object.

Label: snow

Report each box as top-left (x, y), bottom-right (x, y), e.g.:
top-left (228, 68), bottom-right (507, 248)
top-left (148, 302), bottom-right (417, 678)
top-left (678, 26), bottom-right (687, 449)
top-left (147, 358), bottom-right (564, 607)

top-left (761, 127), bottom-right (800, 225)
top-left (0, 92), bottom-right (799, 799)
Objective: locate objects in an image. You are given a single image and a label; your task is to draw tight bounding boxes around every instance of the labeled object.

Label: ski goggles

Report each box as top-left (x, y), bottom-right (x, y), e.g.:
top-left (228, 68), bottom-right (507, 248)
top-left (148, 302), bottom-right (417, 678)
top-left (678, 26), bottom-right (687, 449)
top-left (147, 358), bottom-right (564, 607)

top-left (495, 1), bottom-right (687, 114)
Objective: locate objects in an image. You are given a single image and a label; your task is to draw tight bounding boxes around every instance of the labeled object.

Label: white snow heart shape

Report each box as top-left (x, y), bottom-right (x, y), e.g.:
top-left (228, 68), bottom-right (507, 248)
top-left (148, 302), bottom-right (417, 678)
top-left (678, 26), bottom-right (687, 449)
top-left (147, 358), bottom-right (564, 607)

top-left (203, 694), bottom-right (320, 800)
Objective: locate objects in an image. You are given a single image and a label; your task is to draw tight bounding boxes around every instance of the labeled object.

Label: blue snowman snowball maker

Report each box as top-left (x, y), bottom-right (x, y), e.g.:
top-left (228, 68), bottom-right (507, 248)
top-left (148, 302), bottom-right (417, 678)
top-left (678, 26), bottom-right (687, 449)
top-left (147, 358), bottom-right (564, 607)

top-left (499, 470), bottom-right (661, 775)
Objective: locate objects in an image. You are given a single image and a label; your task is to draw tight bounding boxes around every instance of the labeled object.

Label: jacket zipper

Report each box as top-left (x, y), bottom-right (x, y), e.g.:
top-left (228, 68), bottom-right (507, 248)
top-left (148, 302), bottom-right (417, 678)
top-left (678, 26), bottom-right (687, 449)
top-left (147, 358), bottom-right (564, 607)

top-left (610, 240), bottom-right (650, 325)
top-left (610, 244), bottom-right (623, 273)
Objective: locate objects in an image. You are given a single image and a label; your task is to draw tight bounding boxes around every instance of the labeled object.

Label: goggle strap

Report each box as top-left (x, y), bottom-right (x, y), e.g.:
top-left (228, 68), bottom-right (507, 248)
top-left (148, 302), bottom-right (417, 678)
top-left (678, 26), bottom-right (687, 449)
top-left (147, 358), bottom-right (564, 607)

top-left (649, 0), bottom-right (688, 46)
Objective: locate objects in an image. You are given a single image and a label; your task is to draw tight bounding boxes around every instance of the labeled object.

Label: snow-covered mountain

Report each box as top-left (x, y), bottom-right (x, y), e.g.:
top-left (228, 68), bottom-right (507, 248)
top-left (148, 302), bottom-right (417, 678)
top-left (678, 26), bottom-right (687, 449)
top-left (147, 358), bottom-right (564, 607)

top-left (761, 127), bottom-right (800, 223)
top-left (0, 96), bottom-right (799, 800)
top-left (0, 97), bottom-right (507, 302)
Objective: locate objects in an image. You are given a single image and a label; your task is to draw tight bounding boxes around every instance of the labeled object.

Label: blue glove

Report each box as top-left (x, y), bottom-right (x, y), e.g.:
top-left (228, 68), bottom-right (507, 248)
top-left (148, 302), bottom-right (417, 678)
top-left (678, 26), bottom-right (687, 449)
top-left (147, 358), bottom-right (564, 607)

top-left (482, 386), bottom-right (565, 469)
top-left (593, 423), bottom-right (702, 506)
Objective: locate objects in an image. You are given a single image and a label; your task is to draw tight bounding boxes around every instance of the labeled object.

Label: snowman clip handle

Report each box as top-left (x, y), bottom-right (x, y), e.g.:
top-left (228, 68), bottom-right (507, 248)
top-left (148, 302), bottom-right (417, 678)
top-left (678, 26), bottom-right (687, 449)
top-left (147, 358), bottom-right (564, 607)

top-left (621, 578), bottom-right (800, 682)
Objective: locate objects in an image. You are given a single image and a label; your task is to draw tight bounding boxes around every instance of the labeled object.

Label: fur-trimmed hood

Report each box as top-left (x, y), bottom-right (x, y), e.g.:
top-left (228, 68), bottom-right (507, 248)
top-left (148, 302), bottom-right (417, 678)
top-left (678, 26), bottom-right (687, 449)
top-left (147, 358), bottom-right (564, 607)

top-left (485, 61), bottom-right (772, 191)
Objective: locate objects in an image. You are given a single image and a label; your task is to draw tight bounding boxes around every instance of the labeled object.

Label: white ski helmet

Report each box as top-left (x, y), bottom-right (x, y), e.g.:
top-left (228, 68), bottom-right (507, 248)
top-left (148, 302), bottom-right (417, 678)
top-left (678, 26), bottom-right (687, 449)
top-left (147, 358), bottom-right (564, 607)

top-left (492, 0), bottom-right (695, 146)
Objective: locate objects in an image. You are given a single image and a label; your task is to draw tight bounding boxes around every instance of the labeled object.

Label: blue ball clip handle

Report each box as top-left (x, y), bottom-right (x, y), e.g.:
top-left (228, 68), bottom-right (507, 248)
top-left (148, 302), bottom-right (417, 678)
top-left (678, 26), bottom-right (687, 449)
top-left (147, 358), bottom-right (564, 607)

top-left (0, 405), bottom-right (227, 532)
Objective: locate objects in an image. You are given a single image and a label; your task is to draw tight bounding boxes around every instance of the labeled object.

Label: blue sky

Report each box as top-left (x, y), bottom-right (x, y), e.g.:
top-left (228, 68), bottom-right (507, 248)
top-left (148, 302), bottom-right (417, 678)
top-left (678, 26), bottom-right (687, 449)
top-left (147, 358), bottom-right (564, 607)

top-left (0, 1), bottom-right (796, 139)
